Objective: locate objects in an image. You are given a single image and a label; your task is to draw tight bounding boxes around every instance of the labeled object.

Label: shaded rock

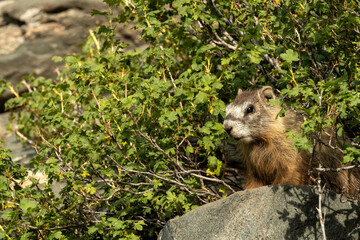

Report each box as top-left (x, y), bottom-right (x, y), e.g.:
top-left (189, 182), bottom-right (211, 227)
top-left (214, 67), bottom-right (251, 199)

top-left (0, 0), bottom-right (145, 112)
top-left (0, 112), bottom-right (35, 166)
top-left (0, 0), bottom-right (107, 111)
top-left (1, 0), bottom-right (105, 25)
top-left (159, 185), bottom-right (360, 240)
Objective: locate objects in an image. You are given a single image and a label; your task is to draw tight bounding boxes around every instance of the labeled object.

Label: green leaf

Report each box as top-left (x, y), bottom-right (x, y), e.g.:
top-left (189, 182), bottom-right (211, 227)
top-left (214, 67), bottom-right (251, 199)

top-left (194, 92), bottom-right (208, 104)
top-left (165, 111), bottom-right (178, 122)
top-left (50, 231), bottom-right (64, 239)
top-left (52, 56), bottom-right (63, 63)
top-left (343, 154), bottom-right (353, 164)
top-left (280, 49), bottom-right (299, 64)
top-left (20, 198), bottom-right (37, 212)
top-left (133, 221), bottom-right (146, 231)
top-left (64, 56), bottom-right (78, 64)
top-left (248, 49), bottom-right (264, 64)
top-left (20, 233), bottom-right (31, 240)
top-left (337, 126), bottom-right (343, 136)
top-left (91, 9), bottom-right (108, 16)
top-left (221, 57), bottom-right (231, 66)
top-left (88, 226), bottom-right (98, 235)
top-left (1, 210), bottom-right (13, 221)
top-left (108, 217), bottom-right (124, 230)
top-left (207, 156), bottom-right (218, 170)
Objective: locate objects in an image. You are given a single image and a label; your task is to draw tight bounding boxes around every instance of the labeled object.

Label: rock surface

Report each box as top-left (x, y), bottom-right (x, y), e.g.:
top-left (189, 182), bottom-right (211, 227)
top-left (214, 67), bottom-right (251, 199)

top-left (159, 185), bottom-right (360, 240)
top-left (0, 112), bottom-right (35, 166)
top-left (0, 0), bottom-right (145, 111)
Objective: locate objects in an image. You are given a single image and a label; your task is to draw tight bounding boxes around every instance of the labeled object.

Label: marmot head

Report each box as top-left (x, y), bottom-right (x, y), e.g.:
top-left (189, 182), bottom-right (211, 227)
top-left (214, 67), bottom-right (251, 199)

top-left (223, 86), bottom-right (278, 143)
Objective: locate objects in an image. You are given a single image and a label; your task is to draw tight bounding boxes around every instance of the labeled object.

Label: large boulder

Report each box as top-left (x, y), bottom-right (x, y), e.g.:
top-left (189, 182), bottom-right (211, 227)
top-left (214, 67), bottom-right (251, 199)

top-left (159, 185), bottom-right (360, 240)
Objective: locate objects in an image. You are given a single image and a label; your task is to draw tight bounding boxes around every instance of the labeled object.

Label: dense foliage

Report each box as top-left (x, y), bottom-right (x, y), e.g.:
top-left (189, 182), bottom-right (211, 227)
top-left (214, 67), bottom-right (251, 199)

top-left (0, 0), bottom-right (359, 239)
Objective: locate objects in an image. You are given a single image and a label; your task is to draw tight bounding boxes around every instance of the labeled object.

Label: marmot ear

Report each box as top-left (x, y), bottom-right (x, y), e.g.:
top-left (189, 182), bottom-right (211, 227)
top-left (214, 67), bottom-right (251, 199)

top-left (260, 86), bottom-right (275, 101)
top-left (237, 89), bottom-right (243, 95)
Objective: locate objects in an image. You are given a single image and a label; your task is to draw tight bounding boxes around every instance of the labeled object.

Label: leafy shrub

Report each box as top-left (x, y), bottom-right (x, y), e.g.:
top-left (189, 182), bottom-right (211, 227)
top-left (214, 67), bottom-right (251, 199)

top-left (0, 0), bottom-right (359, 239)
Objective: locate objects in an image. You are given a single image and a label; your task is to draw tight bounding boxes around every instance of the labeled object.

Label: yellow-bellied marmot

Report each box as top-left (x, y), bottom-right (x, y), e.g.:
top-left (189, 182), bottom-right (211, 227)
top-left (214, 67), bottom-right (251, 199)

top-left (223, 86), bottom-right (360, 196)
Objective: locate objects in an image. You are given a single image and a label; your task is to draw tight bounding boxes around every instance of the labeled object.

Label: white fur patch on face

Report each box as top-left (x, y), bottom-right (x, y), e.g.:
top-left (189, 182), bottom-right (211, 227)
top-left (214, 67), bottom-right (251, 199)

top-left (223, 119), bottom-right (252, 141)
top-left (225, 101), bottom-right (251, 119)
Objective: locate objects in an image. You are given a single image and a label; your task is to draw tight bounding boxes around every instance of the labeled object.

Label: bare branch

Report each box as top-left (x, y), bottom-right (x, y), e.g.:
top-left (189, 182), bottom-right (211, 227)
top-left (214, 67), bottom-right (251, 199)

top-left (314, 164), bottom-right (360, 173)
top-left (15, 130), bottom-right (35, 145)
top-left (316, 182), bottom-right (327, 240)
top-left (212, 31), bottom-right (237, 50)
top-left (315, 102), bottom-right (326, 240)
top-left (190, 173), bottom-right (236, 193)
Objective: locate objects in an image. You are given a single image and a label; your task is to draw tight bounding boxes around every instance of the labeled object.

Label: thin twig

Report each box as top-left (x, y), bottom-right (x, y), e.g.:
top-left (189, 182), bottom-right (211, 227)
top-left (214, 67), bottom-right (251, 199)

top-left (212, 31), bottom-right (237, 50)
top-left (15, 130), bottom-right (35, 145)
top-left (314, 164), bottom-right (360, 173)
top-left (316, 94), bottom-right (327, 240)
top-left (316, 182), bottom-right (327, 240)
top-left (190, 173), bottom-right (236, 193)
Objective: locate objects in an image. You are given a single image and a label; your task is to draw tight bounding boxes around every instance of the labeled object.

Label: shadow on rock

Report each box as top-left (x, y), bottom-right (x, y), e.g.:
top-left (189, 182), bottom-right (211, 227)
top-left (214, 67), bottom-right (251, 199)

top-left (272, 185), bottom-right (359, 240)
top-left (159, 185), bottom-right (360, 240)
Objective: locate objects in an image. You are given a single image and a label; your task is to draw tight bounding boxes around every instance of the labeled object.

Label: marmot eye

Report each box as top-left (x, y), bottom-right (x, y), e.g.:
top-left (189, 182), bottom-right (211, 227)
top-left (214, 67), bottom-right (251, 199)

top-left (246, 106), bottom-right (255, 114)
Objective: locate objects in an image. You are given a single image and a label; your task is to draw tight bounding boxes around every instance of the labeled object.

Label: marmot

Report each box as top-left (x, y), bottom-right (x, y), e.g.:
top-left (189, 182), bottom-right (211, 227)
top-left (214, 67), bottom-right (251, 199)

top-left (223, 86), bottom-right (360, 196)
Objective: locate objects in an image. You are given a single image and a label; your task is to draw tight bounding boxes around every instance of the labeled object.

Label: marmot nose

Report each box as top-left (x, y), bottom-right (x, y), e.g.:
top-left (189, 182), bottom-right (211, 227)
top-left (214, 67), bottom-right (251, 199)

top-left (224, 127), bottom-right (232, 135)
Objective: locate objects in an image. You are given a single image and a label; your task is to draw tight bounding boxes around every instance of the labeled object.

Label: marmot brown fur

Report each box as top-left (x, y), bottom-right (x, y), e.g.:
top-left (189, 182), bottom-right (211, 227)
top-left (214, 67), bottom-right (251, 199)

top-left (223, 86), bottom-right (360, 196)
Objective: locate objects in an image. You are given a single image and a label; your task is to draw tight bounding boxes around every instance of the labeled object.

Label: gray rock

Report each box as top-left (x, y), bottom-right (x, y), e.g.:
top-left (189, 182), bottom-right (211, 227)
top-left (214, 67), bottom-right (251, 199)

top-left (1, 0), bottom-right (104, 22)
top-left (0, 0), bottom-right (145, 112)
top-left (159, 185), bottom-right (360, 240)
top-left (0, 112), bottom-right (35, 166)
top-left (0, 0), bottom-right (107, 111)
